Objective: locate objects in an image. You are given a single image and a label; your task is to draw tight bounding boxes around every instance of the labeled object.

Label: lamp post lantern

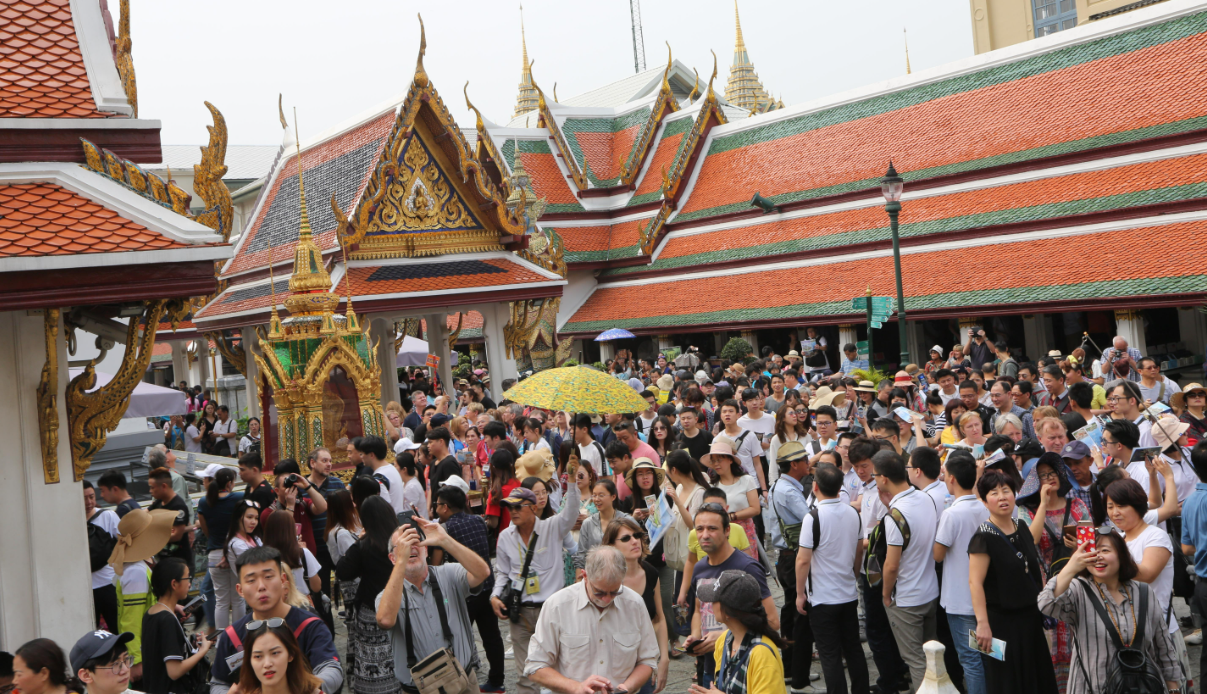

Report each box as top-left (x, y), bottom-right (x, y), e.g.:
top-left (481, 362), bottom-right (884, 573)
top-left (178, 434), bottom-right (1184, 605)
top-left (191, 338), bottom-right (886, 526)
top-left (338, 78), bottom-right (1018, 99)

top-left (880, 161), bottom-right (909, 369)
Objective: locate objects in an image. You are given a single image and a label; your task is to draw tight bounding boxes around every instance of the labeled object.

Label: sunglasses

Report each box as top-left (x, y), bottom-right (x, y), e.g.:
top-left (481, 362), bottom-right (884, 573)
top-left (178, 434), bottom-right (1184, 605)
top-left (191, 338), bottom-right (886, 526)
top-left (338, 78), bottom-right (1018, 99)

top-left (246, 617), bottom-right (286, 631)
top-left (617, 532), bottom-right (646, 543)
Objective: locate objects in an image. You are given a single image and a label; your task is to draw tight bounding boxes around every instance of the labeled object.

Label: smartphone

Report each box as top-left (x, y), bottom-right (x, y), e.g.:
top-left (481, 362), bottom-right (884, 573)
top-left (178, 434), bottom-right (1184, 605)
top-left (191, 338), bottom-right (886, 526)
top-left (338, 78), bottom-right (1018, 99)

top-left (1063, 524), bottom-right (1078, 541)
top-left (1076, 520), bottom-right (1096, 553)
top-left (207, 630), bottom-right (223, 642)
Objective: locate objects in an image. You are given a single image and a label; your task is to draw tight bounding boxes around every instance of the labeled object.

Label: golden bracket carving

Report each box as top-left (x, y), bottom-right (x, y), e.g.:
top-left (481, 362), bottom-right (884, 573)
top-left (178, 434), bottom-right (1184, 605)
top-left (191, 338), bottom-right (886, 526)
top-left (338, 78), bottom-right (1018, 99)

top-left (207, 331), bottom-right (247, 377)
top-left (37, 308), bottom-right (61, 484)
top-left (66, 299), bottom-right (172, 481)
top-left (115, 0), bottom-right (137, 117)
top-left (193, 102), bottom-right (234, 241)
top-left (448, 312), bottom-right (464, 351)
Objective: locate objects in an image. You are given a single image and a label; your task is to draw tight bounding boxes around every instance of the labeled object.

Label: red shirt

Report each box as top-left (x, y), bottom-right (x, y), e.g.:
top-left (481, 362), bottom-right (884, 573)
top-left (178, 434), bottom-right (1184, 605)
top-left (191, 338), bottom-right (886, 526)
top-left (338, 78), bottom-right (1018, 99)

top-left (261, 499), bottom-right (316, 554)
top-left (486, 479), bottom-right (521, 530)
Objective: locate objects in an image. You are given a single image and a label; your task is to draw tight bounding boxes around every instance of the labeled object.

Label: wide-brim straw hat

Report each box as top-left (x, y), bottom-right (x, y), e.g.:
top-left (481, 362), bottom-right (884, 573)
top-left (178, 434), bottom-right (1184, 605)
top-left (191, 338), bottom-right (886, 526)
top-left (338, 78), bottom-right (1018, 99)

top-left (1150, 414), bottom-right (1191, 451)
top-left (625, 458), bottom-right (666, 491)
top-left (1172, 383), bottom-right (1206, 411)
top-left (701, 438), bottom-right (738, 468)
top-left (516, 448), bottom-right (556, 482)
top-left (108, 508), bottom-right (178, 575)
top-left (812, 388), bottom-right (847, 408)
top-left (853, 380), bottom-right (878, 393)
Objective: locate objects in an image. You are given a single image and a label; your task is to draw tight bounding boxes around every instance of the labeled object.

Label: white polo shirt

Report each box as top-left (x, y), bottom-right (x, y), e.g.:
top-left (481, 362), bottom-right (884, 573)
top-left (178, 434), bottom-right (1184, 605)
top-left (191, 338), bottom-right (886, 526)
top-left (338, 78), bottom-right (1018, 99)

top-left (885, 487), bottom-right (940, 607)
top-left (860, 479), bottom-right (886, 540)
top-left (922, 480), bottom-right (948, 518)
top-left (799, 498), bottom-right (861, 606)
top-left (1126, 449), bottom-right (1196, 505)
top-left (934, 495), bottom-right (989, 616)
top-left (88, 509), bottom-right (120, 589)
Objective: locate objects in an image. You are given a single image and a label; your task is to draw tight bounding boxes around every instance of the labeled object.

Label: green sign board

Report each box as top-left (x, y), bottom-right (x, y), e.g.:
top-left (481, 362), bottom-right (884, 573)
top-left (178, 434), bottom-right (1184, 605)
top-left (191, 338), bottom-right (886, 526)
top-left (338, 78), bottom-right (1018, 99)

top-left (856, 340), bottom-right (868, 352)
top-left (870, 320), bottom-right (883, 329)
top-left (852, 296), bottom-right (893, 312)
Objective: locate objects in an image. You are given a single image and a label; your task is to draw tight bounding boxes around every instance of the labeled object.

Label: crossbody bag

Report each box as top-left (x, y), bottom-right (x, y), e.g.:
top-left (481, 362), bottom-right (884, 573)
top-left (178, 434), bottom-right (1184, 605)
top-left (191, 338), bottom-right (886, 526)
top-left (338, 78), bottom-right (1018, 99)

top-left (404, 576), bottom-right (475, 694)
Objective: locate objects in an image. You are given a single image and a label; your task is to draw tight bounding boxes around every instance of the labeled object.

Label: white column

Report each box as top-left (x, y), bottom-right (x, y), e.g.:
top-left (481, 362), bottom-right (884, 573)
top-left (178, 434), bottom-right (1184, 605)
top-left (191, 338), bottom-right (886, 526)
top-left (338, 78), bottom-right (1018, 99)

top-left (1179, 307), bottom-right (1207, 357)
top-left (425, 314), bottom-right (455, 397)
top-left (241, 327), bottom-right (261, 418)
top-left (189, 339), bottom-right (209, 393)
top-left (0, 310), bottom-right (92, 649)
top-left (170, 340), bottom-right (189, 388)
top-left (740, 330), bottom-right (759, 357)
top-left (599, 341), bottom-right (616, 362)
top-left (1114, 309), bottom-right (1149, 358)
top-left (372, 317), bottom-right (401, 408)
top-left (479, 303), bottom-right (519, 401)
top-left (838, 324), bottom-right (858, 350)
top-left (656, 335), bottom-right (674, 352)
top-left (1023, 314), bottom-right (1055, 364)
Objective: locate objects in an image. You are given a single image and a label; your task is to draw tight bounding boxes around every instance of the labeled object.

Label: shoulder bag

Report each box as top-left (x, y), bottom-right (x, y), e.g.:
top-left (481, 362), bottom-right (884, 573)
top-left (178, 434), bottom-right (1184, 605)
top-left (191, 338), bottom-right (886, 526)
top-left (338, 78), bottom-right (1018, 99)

top-left (404, 574), bottom-right (475, 694)
top-left (498, 530), bottom-right (539, 624)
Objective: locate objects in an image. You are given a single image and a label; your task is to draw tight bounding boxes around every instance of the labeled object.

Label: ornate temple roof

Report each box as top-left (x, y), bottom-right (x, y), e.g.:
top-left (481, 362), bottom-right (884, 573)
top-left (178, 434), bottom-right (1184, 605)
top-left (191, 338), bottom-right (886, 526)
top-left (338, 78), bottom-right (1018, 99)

top-left (553, 0), bottom-right (1207, 333)
top-left (723, 2), bottom-right (779, 114)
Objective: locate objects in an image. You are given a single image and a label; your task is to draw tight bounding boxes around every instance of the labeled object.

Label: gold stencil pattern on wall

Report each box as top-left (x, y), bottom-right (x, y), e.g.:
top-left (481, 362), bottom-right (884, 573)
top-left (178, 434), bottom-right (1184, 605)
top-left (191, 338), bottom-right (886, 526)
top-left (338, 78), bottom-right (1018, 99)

top-left (365, 135), bottom-right (481, 234)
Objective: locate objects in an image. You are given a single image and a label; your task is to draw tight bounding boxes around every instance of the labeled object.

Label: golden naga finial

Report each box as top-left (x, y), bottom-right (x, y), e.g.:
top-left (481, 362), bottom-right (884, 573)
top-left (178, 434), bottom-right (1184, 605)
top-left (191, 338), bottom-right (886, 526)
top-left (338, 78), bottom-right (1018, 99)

top-left (415, 14), bottom-right (428, 87)
top-left (688, 68), bottom-right (700, 102)
top-left (662, 42), bottom-right (673, 91)
top-left (278, 93), bottom-right (287, 129)
top-left (464, 82), bottom-right (485, 132)
top-left (193, 101), bottom-right (233, 241)
top-left (115, 0), bottom-right (136, 117)
top-left (708, 50), bottom-right (718, 95)
top-left (553, 83), bottom-right (558, 103)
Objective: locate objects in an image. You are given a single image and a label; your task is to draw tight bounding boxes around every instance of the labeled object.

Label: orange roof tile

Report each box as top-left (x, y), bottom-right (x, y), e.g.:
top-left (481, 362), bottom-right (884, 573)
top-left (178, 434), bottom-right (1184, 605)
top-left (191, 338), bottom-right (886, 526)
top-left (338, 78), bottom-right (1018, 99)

top-left (0, 183), bottom-right (185, 257)
top-left (0, 0), bottom-right (123, 118)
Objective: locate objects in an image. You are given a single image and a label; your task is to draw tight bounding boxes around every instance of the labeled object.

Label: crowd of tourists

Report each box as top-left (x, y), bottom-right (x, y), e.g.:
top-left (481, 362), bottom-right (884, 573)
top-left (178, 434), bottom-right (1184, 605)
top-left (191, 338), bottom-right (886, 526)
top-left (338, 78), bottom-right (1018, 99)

top-left (12, 331), bottom-right (1207, 694)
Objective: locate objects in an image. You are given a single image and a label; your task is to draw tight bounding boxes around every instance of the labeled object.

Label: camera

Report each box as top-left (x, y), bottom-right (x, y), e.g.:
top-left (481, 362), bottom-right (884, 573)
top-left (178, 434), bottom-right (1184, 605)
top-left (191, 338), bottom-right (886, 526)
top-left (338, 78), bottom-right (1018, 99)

top-left (284, 473), bottom-right (301, 487)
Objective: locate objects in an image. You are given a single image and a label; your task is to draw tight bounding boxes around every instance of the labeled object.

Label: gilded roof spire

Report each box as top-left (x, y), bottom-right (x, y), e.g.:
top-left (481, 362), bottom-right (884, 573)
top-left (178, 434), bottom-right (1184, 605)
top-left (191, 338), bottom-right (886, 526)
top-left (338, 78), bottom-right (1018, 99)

top-left (725, 0), bottom-right (777, 113)
top-left (283, 109), bottom-right (339, 323)
top-left (904, 28), bottom-right (912, 75)
top-left (513, 4), bottom-right (539, 118)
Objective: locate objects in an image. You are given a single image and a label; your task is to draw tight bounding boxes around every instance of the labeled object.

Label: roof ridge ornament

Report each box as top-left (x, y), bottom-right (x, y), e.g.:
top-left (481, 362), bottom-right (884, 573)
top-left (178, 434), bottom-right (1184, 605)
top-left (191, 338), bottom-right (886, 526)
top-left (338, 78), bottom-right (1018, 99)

top-left (688, 68), bottom-right (699, 103)
top-left (415, 14), bottom-right (429, 87)
top-left (283, 108), bottom-right (340, 322)
top-left (115, 0), bottom-right (137, 117)
top-left (662, 42), bottom-right (673, 92)
top-left (513, 4), bottom-right (539, 118)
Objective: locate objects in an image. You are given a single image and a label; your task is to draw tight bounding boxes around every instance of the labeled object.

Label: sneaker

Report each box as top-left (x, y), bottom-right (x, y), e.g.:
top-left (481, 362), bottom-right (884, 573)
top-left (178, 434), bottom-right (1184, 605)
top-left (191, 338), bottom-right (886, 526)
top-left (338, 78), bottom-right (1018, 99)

top-left (504, 647), bottom-right (514, 659)
top-left (1187, 629), bottom-right (1203, 645)
top-left (480, 686), bottom-right (505, 693)
top-left (811, 672), bottom-right (821, 681)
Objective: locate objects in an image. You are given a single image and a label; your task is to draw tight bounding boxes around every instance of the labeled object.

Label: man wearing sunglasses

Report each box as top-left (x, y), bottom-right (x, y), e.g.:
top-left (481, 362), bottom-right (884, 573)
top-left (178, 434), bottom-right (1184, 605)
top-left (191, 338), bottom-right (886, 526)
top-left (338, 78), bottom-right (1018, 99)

top-left (209, 546), bottom-right (342, 694)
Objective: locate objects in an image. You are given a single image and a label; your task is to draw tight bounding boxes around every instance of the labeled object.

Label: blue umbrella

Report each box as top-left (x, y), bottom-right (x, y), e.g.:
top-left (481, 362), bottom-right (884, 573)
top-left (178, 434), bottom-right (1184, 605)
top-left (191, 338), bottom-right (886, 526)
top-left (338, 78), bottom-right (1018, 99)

top-left (594, 328), bottom-right (636, 342)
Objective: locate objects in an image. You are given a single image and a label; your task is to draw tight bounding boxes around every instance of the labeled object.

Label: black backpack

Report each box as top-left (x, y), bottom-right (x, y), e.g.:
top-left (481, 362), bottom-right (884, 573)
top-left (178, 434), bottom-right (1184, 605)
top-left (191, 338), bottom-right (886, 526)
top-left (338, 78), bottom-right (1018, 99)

top-left (1077, 578), bottom-right (1165, 694)
top-left (87, 511), bottom-right (116, 572)
top-left (862, 507), bottom-right (910, 588)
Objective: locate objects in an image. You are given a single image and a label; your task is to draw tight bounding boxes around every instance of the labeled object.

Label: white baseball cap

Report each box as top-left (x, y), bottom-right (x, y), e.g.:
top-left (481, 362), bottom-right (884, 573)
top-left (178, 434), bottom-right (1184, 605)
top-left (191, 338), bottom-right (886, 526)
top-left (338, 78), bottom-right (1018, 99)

top-left (440, 474), bottom-right (470, 492)
top-left (394, 438), bottom-right (421, 455)
top-left (201, 463), bottom-right (225, 479)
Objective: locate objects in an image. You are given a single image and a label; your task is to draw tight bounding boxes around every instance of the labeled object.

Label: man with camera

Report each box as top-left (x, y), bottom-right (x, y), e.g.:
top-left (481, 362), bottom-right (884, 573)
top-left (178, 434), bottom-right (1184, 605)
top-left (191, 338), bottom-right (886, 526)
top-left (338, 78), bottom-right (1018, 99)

top-left (490, 474), bottom-right (581, 694)
top-left (376, 514), bottom-right (491, 693)
top-left (259, 468), bottom-right (328, 557)
top-left (1101, 335), bottom-right (1143, 383)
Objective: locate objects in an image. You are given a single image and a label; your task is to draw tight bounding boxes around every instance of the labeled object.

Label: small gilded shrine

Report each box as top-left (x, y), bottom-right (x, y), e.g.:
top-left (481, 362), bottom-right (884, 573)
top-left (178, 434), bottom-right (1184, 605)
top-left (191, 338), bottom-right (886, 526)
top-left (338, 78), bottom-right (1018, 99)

top-left (252, 142), bottom-right (387, 466)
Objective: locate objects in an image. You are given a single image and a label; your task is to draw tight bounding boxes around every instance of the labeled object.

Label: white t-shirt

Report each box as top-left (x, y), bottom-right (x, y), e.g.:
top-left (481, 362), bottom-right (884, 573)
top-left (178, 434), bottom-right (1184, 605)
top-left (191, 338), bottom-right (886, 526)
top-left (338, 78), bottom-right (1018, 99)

top-left (718, 475), bottom-right (759, 513)
top-left (934, 495), bottom-right (990, 615)
top-left (372, 463), bottom-right (406, 515)
top-left (184, 425), bottom-right (202, 453)
top-left (238, 435), bottom-right (260, 454)
top-left (885, 487), bottom-right (940, 607)
top-left (402, 477), bottom-right (428, 519)
top-left (227, 535), bottom-right (262, 570)
top-left (737, 413), bottom-right (776, 444)
top-left (637, 413), bottom-right (658, 434)
top-left (89, 509), bottom-right (121, 589)
top-left (578, 440), bottom-right (607, 477)
top-left (938, 389), bottom-right (960, 406)
top-left (922, 480), bottom-right (948, 519)
top-left (1126, 453), bottom-right (1196, 505)
top-left (799, 498), bottom-right (860, 605)
top-left (1125, 524), bottom-right (1177, 634)
top-left (291, 548), bottom-right (322, 591)
top-left (212, 418), bottom-right (237, 454)
top-left (720, 431), bottom-right (763, 482)
top-left (860, 479), bottom-right (886, 540)
top-left (327, 525), bottom-right (358, 565)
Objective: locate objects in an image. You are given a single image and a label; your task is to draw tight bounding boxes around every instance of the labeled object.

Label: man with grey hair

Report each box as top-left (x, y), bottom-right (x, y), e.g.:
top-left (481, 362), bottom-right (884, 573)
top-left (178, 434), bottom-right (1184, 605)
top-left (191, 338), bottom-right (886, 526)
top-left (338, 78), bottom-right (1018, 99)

top-left (526, 546), bottom-right (659, 694)
top-left (150, 445), bottom-right (192, 524)
top-left (1101, 335), bottom-right (1143, 383)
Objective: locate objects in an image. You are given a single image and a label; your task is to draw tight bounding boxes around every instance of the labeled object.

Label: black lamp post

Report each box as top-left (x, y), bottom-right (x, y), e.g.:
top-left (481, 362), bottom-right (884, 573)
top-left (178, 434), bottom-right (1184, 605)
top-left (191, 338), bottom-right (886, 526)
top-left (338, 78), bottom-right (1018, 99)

top-left (880, 162), bottom-right (909, 369)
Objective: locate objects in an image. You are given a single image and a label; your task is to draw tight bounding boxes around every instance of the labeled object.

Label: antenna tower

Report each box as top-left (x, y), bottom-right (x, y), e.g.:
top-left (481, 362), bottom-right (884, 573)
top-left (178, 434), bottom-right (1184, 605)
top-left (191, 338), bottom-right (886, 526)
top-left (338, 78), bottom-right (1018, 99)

top-left (630, 0), bottom-right (646, 73)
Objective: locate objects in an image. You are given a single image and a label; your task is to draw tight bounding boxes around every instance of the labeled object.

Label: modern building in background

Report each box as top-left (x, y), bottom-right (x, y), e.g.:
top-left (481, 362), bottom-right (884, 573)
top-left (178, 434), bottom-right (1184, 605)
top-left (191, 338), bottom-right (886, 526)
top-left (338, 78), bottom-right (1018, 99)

top-left (970, 0), bottom-right (1170, 52)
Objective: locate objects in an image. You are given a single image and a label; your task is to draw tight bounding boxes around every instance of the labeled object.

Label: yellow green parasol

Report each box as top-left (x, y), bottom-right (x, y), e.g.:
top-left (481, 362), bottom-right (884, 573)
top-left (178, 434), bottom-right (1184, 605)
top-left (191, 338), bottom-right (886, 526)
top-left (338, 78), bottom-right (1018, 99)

top-left (502, 366), bottom-right (650, 414)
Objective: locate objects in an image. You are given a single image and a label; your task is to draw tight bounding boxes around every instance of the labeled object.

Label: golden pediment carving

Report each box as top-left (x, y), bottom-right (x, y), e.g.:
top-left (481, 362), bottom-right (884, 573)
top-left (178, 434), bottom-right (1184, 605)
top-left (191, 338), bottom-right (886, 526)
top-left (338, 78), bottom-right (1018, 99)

top-left (365, 134), bottom-right (482, 235)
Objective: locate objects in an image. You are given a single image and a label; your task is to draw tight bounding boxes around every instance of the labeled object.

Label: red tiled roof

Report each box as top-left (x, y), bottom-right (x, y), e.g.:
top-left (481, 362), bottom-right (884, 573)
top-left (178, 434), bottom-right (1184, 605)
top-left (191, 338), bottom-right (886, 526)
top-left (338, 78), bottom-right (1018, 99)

top-left (656, 151), bottom-right (1207, 265)
top-left (0, 0), bottom-right (123, 118)
top-left (632, 129), bottom-right (684, 198)
top-left (151, 342), bottom-right (172, 356)
top-left (157, 319), bottom-right (195, 333)
top-left (570, 219), bottom-right (1207, 327)
top-left (678, 30), bottom-right (1207, 220)
top-left (223, 111), bottom-right (394, 277)
top-left (574, 122), bottom-right (643, 182)
top-left (0, 183), bottom-right (185, 256)
top-left (418, 311), bottom-right (484, 335)
top-left (555, 219), bottom-right (646, 255)
top-left (520, 150), bottom-right (579, 206)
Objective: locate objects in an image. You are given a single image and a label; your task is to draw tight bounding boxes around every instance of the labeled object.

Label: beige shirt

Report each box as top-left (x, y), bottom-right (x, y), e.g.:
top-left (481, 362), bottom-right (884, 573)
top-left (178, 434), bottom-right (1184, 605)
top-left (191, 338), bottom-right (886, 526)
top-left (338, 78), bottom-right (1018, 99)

top-left (524, 582), bottom-right (660, 687)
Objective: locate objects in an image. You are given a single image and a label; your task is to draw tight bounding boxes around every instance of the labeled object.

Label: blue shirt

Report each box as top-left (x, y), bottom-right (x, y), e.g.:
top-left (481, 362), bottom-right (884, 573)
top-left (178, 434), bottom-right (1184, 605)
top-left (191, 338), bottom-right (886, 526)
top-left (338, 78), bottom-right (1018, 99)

top-left (1182, 483), bottom-right (1207, 578)
top-left (841, 358), bottom-right (869, 375)
top-left (768, 476), bottom-right (809, 550)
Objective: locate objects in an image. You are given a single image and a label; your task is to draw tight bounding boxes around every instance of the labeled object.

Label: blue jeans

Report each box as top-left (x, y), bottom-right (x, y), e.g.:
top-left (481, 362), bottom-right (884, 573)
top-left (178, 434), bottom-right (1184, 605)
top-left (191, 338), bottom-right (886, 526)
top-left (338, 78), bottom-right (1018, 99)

top-left (946, 612), bottom-right (985, 694)
top-left (199, 569), bottom-right (216, 629)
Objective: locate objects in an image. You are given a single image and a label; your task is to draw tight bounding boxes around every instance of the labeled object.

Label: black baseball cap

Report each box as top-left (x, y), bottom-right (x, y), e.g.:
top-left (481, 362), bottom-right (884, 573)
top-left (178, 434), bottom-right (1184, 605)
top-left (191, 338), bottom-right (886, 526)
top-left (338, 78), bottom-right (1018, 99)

top-left (70, 630), bottom-right (133, 673)
top-left (697, 570), bottom-right (762, 612)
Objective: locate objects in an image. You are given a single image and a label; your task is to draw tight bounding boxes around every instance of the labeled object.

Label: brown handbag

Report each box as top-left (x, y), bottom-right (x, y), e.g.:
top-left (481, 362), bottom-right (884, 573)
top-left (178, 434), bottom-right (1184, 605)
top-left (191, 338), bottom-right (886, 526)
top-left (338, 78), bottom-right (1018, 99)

top-left (403, 573), bottom-right (476, 694)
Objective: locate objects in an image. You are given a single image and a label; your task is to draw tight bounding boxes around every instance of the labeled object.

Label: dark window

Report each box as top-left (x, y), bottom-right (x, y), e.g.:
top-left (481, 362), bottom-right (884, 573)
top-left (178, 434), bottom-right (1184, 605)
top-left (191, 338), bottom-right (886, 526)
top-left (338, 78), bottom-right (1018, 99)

top-left (1033, 0), bottom-right (1077, 37)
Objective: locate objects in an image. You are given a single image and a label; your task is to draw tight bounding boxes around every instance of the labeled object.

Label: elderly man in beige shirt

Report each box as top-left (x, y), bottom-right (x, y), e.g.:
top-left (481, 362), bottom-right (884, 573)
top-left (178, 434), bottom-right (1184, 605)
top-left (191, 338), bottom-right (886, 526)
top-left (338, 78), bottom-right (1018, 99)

top-left (525, 546), bottom-right (659, 694)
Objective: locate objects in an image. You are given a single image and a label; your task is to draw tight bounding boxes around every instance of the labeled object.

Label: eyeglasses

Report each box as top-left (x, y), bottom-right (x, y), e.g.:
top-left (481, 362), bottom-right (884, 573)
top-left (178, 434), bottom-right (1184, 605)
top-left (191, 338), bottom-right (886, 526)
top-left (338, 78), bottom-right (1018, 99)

top-left (616, 532), bottom-right (646, 543)
top-left (246, 617), bottom-right (286, 631)
top-left (532, 489), bottom-right (548, 498)
top-left (1037, 471), bottom-right (1061, 481)
top-left (1107, 396), bottom-right (1129, 403)
top-left (94, 656), bottom-right (133, 673)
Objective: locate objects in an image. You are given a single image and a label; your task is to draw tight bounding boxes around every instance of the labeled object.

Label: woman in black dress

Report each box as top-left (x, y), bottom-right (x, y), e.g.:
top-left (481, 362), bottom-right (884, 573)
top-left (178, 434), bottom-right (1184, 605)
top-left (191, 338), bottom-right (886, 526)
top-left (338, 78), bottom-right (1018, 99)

top-left (968, 469), bottom-right (1058, 694)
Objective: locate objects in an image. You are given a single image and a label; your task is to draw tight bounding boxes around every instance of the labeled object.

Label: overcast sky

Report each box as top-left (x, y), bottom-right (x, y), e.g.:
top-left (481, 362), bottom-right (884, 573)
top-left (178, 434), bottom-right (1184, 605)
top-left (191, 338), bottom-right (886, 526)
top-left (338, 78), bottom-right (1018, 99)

top-left (132, 0), bottom-right (974, 146)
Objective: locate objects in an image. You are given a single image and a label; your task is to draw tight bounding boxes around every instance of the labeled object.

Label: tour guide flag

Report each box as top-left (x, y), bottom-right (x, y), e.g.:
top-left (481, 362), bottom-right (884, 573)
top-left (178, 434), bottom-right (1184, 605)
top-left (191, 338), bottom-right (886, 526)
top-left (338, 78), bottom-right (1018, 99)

top-left (502, 365), bottom-right (651, 414)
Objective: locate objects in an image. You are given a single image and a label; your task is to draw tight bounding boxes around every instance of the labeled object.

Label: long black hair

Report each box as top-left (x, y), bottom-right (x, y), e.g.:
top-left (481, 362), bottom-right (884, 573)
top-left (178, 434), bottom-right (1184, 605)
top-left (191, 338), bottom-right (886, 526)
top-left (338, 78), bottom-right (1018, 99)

top-left (717, 600), bottom-right (786, 649)
top-left (206, 467), bottom-right (237, 507)
top-left (223, 498), bottom-right (262, 567)
top-left (359, 495), bottom-right (398, 555)
top-left (665, 449), bottom-right (709, 487)
top-left (521, 477), bottom-right (556, 519)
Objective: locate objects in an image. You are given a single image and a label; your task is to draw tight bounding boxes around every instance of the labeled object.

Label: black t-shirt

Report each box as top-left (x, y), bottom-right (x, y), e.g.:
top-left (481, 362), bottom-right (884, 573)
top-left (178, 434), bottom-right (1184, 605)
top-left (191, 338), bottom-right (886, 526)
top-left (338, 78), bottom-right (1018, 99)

top-left (479, 395), bottom-right (497, 410)
top-left (115, 497), bottom-right (141, 518)
top-left (431, 455), bottom-right (461, 490)
top-left (141, 609), bottom-right (193, 694)
top-left (150, 495), bottom-right (193, 572)
top-left (639, 560), bottom-right (659, 619)
top-left (676, 429), bottom-right (713, 463)
top-left (244, 479), bottom-right (275, 510)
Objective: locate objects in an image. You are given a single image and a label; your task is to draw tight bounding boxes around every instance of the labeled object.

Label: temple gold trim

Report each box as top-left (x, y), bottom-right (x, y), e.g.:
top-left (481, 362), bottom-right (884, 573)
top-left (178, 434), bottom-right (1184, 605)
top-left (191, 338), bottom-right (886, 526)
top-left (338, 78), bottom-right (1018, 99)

top-left (37, 308), bottom-right (60, 484)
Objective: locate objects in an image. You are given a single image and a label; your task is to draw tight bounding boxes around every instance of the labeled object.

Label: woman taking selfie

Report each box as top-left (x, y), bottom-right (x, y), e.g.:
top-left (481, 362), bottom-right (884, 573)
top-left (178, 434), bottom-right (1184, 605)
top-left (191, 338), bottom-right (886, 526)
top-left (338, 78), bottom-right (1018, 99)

top-left (142, 558), bottom-right (212, 694)
top-left (687, 570), bottom-right (785, 694)
top-left (1038, 532), bottom-right (1181, 694)
top-left (967, 470), bottom-right (1057, 694)
top-left (606, 517), bottom-right (670, 694)
top-left (237, 621), bottom-right (323, 694)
